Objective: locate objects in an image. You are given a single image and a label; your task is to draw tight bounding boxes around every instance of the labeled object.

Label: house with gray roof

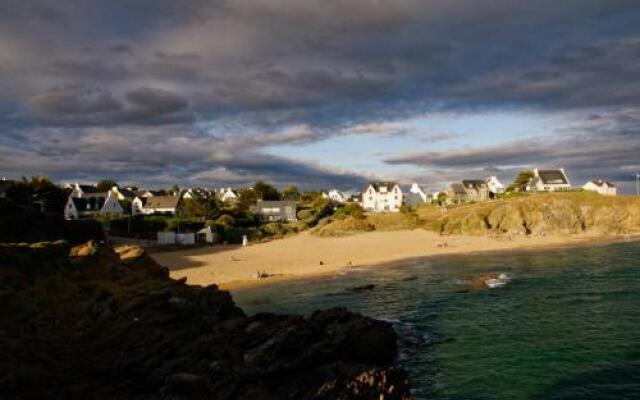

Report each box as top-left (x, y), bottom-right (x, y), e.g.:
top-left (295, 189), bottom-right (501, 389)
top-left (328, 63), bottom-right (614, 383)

top-left (362, 182), bottom-right (403, 212)
top-left (446, 183), bottom-right (468, 205)
top-left (461, 179), bottom-right (490, 201)
top-left (528, 169), bottom-right (572, 192)
top-left (69, 183), bottom-right (100, 198)
top-left (250, 200), bottom-right (297, 222)
top-left (111, 186), bottom-right (136, 200)
top-left (403, 183), bottom-right (428, 207)
top-left (135, 195), bottom-right (181, 215)
top-left (583, 179), bottom-right (616, 196)
top-left (64, 191), bottom-right (123, 219)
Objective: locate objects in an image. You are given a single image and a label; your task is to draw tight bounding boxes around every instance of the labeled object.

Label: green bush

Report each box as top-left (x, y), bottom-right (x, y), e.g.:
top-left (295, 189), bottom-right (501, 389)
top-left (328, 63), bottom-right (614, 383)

top-left (260, 222), bottom-right (285, 237)
top-left (216, 214), bottom-right (236, 226)
top-left (334, 203), bottom-right (365, 220)
top-left (297, 209), bottom-right (313, 220)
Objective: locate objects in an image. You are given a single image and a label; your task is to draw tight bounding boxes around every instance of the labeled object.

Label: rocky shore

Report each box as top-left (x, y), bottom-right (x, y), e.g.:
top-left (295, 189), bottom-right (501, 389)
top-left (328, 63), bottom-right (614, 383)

top-left (0, 241), bottom-right (413, 399)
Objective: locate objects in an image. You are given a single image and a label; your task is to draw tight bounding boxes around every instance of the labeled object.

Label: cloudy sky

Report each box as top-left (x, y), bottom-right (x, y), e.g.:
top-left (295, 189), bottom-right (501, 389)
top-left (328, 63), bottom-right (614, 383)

top-left (1, 1), bottom-right (640, 192)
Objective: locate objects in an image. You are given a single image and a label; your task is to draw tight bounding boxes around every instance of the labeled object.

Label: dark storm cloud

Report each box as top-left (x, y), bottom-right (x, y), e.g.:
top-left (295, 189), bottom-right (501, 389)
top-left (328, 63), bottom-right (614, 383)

top-left (2, 0), bottom-right (640, 186)
top-left (25, 86), bottom-right (194, 126)
top-left (0, 125), bottom-right (367, 188)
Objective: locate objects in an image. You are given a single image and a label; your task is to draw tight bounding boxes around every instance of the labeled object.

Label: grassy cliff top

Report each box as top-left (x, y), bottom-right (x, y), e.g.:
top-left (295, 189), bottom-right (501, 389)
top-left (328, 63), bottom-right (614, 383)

top-left (420, 192), bottom-right (640, 236)
top-left (316, 192), bottom-right (640, 237)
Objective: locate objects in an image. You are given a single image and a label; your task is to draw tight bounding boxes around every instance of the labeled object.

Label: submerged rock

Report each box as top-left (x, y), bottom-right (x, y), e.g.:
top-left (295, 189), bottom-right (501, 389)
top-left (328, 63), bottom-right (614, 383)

top-left (346, 284), bottom-right (376, 293)
top-left (0, 241), bottom-right (413, 399)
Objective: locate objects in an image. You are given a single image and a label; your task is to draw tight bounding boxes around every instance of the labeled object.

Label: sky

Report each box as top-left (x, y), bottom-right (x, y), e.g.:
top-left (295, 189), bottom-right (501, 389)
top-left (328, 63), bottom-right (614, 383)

top-left (1, 0), bottom-right (640, 193)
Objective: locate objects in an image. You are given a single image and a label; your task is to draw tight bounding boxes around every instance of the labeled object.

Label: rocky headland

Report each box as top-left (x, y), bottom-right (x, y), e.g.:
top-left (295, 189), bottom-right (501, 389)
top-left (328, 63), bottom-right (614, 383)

top-left (0, 241), bottom-right (412, 399)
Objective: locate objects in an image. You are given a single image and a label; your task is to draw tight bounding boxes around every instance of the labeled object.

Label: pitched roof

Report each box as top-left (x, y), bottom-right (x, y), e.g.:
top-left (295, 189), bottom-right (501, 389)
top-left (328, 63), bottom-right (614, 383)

top-left (588, 179), bottom-right (615, 187)
top-left (71, 195), bottom-right (106, 212)
top-left (143, 195), bottom-right (180, 209)
top-left (117, 187), bottom-right (136, 198)
top-left (450, 183), bottom-right (466, 194)
top-left (79, 184), bottom-right (99, 194)
top-left (537, 170), bottom-right (568, 184)
top-left (462, 180), bottom-right (487, 189)
top-left (369, 182), bottom-right (398, 192)
top-left (404, 192), bottom-right (426, 206)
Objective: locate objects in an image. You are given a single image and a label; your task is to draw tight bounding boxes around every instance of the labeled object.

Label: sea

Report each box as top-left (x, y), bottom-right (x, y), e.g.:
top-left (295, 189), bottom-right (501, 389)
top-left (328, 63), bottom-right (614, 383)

top-left (231, 241), bottom-right (640, 400)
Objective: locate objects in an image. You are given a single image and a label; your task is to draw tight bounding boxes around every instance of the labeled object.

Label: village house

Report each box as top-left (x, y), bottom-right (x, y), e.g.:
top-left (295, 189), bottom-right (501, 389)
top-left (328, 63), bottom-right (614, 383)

top-left (64, 190), bottom-right (124, 220)
top-left (403, 183), bottom-right (428, 207)
top-left (528, 169), bottom-right (572, 192)
top-left (111, 186), bottom-right (136, 200)
top-left (322, 189), bottom-right (350, 203)
top-left (132, 195), bottom-right (180, 215)
top-left (583, 179), bottom-right (617, 196)
top-left (250, 200), bottom-right (297, 222)
top-left (462, 180), bottom-right (490, 202)
top-left (446, 183), bottom-right (468, 205)
top-left (219, 188), bottom-right (239, 203)
top-left (69, 183), bottom-right (100, 198)
top-left (485, 176), bottom-right (505, 198)
top-left (362, 182), bottom-right (403, 212)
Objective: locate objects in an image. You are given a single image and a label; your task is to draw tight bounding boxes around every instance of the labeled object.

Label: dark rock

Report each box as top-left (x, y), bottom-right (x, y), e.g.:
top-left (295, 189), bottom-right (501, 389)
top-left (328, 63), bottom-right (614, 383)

top-left (0, 242), bottom-right (413, 400)
top-left (346, 284), bottom-right (376, 292)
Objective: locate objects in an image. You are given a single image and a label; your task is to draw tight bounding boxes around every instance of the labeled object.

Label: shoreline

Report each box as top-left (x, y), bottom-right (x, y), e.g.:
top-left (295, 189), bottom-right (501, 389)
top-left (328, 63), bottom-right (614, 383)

top-left (150, 230), bottom-right (640, 291)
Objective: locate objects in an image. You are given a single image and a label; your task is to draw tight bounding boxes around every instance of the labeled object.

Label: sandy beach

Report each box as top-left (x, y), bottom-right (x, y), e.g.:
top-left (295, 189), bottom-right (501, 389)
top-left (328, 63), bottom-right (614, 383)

top-left (150, 229), bottom-right (635, 290)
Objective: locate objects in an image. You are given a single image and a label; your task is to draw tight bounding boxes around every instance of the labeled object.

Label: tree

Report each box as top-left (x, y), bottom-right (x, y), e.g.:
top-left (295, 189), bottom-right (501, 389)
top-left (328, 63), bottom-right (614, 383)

top-left (6, 176), bottom-right (67, 214)
top-left (300, 191), bottom-right (323, 203)
top-left (436, 192), bottom-right (448, 206)
top-left (237, 188), bottom-right (259, 210)
top-left (281, 185), bottom-right (300, 201)
top-left (96, 179), bottom-right (119, 192)
top-left (179, 197), bottom-right (221, 221)
top-left (507, 170), bottom-right (534, 192)
top-left (253, 181), bottom-right (279, 200)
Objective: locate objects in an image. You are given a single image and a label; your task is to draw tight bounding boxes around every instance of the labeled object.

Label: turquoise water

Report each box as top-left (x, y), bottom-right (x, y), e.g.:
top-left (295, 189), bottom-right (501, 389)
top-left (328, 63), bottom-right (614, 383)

top-left (232, 242), bottom-right (640, 400)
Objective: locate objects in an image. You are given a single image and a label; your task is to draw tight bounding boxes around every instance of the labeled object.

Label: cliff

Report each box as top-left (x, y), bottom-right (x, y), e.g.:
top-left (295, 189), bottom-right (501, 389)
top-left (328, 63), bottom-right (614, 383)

top-left (0, 241), bottom-right (412, 400)
top-left (429, 192), bottom-right (640, 236)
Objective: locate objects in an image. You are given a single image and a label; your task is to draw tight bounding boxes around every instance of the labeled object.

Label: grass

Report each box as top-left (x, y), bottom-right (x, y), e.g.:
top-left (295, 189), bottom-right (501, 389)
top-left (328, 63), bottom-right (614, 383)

top-left (314, 192), bottom-right (640, 237)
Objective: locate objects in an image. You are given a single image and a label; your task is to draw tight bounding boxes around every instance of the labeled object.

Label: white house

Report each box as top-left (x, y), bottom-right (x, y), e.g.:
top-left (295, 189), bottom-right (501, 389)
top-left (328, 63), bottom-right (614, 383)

top-left (528, 169), bottom-right (572, 192)
top-left (485, 176), bottom-right (505, 197)
top-left (250, 200), bottom-right (298, 222)
top-left (404, 183), bottom-right (428, 207)
top-left (219, 188), bottom-right (239, 203)
top-left (138, 195), bottom-right (181, 215)
top-left (322, 189), bottom-right (348, 203)
top-left (583, 179), bottom-right (617, 196)
top-left (362, 182), bottom-right (403, 212)
top-left (69, 183), bottom-right (100, 198)
top-left (64, 191), bottom-right (124, 220)
top-left (111, 186), bottom-right (136, 200)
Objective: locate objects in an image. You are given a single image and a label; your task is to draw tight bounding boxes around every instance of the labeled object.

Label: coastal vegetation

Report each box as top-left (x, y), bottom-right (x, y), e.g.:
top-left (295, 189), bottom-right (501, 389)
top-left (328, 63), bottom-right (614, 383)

top-left (314, 192), bottom-right (640, 238)
top-left (429, 191), bottom-right (640, 236)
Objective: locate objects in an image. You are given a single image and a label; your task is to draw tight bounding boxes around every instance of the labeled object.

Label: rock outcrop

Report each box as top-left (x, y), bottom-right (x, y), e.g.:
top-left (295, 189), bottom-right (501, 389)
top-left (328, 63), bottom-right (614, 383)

top-left (434, 193), bottom-right (640, 236)
top-left (0, 241), bottom-right (413, 400)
